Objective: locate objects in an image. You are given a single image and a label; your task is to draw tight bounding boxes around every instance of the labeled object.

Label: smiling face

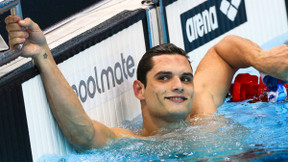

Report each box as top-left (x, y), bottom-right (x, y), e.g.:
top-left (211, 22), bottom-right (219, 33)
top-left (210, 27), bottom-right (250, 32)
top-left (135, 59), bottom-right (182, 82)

top-left (140, 54), bottom-right (194, 122)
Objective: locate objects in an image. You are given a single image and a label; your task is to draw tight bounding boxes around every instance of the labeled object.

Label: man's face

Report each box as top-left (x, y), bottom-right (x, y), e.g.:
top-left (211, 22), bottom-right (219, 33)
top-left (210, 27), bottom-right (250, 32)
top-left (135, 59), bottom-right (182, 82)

top-left (143, 54), bottom-right (194, 121)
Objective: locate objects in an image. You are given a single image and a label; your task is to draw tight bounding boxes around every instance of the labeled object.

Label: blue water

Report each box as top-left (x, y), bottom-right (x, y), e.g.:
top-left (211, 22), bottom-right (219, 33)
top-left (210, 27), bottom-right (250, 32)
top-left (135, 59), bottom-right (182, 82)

top-left (38, 99), bottom-right (288, 161)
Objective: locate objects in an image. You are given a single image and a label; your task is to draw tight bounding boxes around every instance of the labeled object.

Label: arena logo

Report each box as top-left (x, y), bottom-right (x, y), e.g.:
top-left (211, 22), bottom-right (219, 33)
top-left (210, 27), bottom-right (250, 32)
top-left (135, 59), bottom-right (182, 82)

top-left (181, 0), bottom-right (247, 53)
top-left (71, 53), bottom-right (135, 103)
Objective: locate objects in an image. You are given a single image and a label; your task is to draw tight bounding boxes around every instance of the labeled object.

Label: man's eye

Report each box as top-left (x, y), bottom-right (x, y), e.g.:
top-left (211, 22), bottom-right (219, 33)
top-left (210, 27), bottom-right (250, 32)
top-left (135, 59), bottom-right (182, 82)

top-left (158, 76), bottom-right (169, 81)
top-left (181, 76), bottom-right (193, 82)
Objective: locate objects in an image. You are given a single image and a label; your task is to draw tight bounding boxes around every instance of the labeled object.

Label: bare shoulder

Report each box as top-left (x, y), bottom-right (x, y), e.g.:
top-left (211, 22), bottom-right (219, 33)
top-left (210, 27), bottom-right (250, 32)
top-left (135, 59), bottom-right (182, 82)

top-left (111, 127), bottom-right (142, 138)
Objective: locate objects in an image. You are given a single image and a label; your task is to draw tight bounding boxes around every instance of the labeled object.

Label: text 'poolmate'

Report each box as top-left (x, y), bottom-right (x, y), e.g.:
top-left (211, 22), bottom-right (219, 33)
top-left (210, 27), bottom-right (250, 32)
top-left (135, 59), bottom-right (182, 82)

top-left (71, 53), bottom-right (135, 103)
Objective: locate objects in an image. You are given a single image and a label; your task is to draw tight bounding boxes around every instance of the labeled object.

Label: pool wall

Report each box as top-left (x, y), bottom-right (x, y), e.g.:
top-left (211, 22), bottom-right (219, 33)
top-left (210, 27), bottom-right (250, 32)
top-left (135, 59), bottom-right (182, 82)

top-left (1, 0), bottom-right (288, 161)
top-left (163, 0), bottom-right (288, 74)
top-left (22, 9), bottom-right (148, 161)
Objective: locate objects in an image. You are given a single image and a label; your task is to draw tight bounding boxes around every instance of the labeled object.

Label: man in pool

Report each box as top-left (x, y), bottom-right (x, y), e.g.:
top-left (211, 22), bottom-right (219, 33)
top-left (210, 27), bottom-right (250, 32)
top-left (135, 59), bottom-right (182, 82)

top-left (5, 16), bottom-right (288, 151)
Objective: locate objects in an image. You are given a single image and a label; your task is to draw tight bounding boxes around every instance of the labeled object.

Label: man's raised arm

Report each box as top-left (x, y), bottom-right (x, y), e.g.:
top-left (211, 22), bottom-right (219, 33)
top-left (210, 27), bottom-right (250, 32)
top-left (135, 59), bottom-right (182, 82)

top-left (5, 16), bottom-right (119, 151)
top-left (191, 35), bottom-right (288, 116)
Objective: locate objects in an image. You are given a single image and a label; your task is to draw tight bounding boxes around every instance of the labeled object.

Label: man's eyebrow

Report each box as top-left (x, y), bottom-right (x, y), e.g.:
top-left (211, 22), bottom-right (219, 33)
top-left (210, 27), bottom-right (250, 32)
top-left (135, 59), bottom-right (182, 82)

top-left (182, 72), bottom-right (193, 77)
top-left (153, 72), bottom-right (193, 78)
top-left (154, 71), bottom-right (172, 78)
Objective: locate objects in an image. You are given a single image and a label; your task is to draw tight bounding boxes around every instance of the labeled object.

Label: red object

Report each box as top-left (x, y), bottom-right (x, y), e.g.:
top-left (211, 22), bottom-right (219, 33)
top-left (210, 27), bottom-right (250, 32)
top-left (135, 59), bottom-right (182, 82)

top-left (229, 73), bottom-right (288, 102)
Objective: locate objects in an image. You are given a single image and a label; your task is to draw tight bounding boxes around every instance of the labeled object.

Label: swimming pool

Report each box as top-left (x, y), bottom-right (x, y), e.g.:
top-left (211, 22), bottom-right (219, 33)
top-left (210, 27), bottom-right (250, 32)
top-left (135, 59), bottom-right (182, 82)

top-left (38, 99), bottom-right (288, 161)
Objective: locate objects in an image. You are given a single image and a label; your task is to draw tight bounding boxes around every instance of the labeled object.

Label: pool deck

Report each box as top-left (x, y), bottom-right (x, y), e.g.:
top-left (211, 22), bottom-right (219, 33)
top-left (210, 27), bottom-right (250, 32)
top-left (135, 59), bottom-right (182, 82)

top-left (0, 0), bottom-right (145, 78)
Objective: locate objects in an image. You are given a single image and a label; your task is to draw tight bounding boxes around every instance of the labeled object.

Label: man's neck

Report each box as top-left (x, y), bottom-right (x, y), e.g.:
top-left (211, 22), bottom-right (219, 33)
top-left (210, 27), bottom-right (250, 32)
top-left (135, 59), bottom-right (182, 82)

top-left (141, 116), bottom-right (188, 136)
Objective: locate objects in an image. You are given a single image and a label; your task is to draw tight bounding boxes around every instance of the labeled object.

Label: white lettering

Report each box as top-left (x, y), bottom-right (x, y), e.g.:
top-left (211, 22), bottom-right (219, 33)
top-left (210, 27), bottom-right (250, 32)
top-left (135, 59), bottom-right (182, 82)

top-left (185, 6), bottom-right (219, 43)
top-left (186, 18), bottom-right (195, 42)
top-left (71, 53), bottom-right (135, 103)
top-left (209, 6), bottom-right (218, 30)
top-left (195, 13), bottom-right (204, 37)
top-left (202, 10), bottom-right (211, 34)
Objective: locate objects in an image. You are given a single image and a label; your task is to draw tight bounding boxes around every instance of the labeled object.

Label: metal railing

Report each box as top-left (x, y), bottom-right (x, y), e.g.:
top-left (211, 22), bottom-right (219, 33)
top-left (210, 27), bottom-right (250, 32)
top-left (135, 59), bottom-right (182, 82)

top-left (0, 0), bottom-right (23, 67)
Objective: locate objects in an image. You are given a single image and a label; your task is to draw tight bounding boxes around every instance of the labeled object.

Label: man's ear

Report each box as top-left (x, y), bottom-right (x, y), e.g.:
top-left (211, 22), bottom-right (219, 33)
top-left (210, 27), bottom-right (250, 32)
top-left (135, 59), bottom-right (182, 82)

top-left (133, 80), bottom-right (145, 100)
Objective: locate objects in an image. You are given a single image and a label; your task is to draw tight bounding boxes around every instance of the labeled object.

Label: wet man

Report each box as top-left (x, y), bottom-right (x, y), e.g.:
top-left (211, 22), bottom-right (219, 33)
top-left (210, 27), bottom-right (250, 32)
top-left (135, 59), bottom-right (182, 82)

top-left (5, 15), bottom-right (288, 151)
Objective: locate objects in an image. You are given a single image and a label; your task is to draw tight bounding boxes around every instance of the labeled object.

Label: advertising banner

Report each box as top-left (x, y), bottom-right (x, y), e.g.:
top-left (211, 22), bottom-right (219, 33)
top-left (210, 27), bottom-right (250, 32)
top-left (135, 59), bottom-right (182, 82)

top-left (181, 0), bottom-right (247, 53)
top-left (165, 0), bottom-right (288, 71)
top-left (21, 9), bottom-right (148, 161)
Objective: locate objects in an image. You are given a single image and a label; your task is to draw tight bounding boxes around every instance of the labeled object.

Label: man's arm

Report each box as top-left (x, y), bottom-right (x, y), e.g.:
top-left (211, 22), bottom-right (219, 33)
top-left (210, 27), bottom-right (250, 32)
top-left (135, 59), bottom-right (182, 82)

top-left (5, 16), bottom-right (126, 151)
top-left (191, 35), bottom-right (288, 116)
top-left (34, 46), bottom-right (116, 151)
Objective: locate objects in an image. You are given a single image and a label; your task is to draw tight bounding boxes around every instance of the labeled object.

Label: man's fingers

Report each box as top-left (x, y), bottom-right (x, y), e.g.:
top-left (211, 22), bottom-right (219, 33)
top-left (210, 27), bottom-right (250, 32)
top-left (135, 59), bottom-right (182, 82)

top-left (6, 23), bottom-right (23, 32)
top-left (4, 15), bottom-right (20, 24)
top-left (19, 17), bottom-right (41, 31)
top-left (5, 16), bottom-right (41, 32)
top-left (9, 37), bottom-right (26, 48)
top-left (9, 30), bottom-right (29, 39)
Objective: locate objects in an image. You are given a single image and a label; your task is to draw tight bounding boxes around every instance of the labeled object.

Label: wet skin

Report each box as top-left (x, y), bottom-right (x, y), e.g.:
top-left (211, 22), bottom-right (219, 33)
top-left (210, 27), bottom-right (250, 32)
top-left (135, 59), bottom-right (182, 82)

top-left (142, 54), bottom-right (194, 122)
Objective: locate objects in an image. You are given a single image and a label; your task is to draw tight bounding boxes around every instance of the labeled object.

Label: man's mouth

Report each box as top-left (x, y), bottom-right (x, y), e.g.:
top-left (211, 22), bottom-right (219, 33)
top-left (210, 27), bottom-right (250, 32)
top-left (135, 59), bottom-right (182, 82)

top-left (164, 96), bottom-right (187, 102)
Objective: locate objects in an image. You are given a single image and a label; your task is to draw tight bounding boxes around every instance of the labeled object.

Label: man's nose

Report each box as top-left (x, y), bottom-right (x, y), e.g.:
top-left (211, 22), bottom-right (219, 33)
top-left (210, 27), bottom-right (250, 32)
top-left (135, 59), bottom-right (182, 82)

top-left (172, 77), bottom-right (184, 93)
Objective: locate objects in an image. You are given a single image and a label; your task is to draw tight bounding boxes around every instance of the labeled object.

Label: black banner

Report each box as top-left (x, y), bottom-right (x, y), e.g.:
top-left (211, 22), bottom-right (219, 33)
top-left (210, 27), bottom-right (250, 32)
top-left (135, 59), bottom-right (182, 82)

top-left (0, 0), bottom-right (100, 42)
top-left (285, 0), bottom-right (288, 23)
top-left (181, 0), bottom-right (247, 53)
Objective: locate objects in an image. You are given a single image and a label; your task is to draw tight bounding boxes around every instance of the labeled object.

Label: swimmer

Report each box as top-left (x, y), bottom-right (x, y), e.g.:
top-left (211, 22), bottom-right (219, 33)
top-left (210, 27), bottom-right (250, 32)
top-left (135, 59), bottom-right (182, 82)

top-left (5, 15), bottom-right (288, 152)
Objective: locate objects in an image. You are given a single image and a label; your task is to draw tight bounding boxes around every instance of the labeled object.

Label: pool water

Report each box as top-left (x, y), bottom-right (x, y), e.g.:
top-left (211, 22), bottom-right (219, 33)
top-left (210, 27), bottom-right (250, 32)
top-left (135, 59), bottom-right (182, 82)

top-left (38, 100), bottom-right (288, 161)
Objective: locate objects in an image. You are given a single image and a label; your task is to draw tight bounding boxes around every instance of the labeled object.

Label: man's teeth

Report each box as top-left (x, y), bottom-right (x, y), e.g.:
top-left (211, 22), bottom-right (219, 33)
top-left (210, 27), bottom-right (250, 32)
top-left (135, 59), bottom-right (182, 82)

top-left (166, 97), bottom-right (186, 100)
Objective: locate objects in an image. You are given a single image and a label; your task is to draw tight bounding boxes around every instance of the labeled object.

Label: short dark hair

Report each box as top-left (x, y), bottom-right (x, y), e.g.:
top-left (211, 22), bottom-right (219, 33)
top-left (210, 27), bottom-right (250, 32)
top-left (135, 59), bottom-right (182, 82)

top-left (137, 43), bottom-right (191, 87)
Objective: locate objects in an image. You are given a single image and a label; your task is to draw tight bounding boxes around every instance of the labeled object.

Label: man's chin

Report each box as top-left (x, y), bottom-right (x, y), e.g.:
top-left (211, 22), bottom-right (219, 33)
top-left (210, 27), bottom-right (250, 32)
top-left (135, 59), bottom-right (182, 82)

top-left (166, 110), bottom-right (190, 121)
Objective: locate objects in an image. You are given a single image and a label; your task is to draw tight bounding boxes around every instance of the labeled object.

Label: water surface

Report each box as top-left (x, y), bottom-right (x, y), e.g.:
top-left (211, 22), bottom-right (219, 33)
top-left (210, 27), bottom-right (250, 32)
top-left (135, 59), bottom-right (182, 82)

top-left (39, 100), bottom-right (288, 161)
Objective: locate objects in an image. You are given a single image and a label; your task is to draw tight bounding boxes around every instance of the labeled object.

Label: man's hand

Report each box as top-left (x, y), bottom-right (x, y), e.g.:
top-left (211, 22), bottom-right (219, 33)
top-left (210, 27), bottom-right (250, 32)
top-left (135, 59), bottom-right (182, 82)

top-left (5, 15), bottom-right (47, 59)
top-left (257, 45), bottom-right (288, 82)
